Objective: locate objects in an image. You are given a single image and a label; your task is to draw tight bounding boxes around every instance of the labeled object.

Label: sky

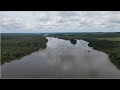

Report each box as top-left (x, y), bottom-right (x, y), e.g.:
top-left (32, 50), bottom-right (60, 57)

top-left (0, 11), bottom-right (120, 33)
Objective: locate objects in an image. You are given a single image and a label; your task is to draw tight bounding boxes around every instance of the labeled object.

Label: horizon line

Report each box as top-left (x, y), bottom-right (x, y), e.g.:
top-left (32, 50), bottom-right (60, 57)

top-left (1, 32), bottom-right (120, 34)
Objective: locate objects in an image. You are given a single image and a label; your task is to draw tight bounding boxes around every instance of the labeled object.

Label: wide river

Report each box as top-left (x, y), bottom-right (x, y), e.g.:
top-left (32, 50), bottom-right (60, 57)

top-left (1, 37), bottom-right (120, 78)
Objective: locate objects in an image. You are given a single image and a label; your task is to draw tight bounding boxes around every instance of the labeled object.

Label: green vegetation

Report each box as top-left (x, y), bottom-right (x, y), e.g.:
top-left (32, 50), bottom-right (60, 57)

top-left (85, 38), bottom-right (120, 69)
top-left (48, 32), bottom-right (120, 69)
top-left (1, 34), bottom-right (48, 64)
top-left (96, 37), bottom-right (120, 41)
top-left (70, 39), bottom-right (77, 45)
top-left (1, 32), bottom-right (120, 69)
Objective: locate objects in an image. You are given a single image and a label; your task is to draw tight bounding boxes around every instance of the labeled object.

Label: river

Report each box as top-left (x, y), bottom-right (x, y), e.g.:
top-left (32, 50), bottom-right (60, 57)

top-left (1, 37), bottom-right (120, 78)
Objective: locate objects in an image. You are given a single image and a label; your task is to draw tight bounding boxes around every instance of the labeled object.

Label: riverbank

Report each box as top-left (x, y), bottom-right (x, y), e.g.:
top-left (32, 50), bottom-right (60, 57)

top-left (85, 38), bottom-right (120, 69)
top-left (48, 33), bottom-right (120, 69)
top-left (3, 37), bottom-right (120, 78)
top-left (1, 34), bottom-right (48, 64)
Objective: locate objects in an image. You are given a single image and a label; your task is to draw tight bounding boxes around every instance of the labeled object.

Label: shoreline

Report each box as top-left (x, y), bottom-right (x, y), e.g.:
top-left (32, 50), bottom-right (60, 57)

top-left (1, 35), bottom-right (48, 64)
top-left (48, 34), bottom-right (120, 70)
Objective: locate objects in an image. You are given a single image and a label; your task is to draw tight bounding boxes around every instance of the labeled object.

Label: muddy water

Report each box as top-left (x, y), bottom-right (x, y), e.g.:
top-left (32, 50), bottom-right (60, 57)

top-left (1, 37), bottom-right (120, 78)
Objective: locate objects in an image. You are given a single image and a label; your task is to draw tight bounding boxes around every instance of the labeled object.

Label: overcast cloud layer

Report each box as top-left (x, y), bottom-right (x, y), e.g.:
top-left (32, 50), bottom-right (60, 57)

top-left (0, 11), bottom-right (120, 33)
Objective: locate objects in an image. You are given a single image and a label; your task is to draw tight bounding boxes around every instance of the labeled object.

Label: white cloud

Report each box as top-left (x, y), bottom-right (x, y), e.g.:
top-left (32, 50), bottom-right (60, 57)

top-left (0, 11), bottom-right (120, 33)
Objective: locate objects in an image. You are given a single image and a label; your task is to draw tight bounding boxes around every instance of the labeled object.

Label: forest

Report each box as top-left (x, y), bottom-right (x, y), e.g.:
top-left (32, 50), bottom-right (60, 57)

top-left (1, 33), bottom-right (48, 64)
top-left (48, 32), bottom-right (120, 69)
top-left (1, 32), bottom-right (120, 70)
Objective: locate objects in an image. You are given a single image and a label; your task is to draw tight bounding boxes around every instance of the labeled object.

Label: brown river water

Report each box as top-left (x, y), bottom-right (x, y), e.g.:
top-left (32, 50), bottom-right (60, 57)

top-left (1, 37), bottom-right (120, 78)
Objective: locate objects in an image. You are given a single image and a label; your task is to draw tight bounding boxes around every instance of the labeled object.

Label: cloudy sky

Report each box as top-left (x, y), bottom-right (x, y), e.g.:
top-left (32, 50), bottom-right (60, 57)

top-left (0, 11), bottom-right (120, 33)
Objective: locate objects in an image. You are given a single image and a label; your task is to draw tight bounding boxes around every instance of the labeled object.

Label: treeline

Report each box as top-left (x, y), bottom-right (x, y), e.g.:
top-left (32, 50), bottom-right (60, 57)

top-left (1, 34), bottom-right (48, 64)
top-left (85, 39), bottom-right (120, 69)
top-left (48, 32), bottom-right (120, 39)
top-left (48, 32), bottom-right (120, 69)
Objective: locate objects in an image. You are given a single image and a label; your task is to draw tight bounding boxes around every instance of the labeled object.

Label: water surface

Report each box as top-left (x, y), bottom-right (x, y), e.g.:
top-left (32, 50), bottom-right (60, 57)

top-left (2, 37), bottom-right (120, 78)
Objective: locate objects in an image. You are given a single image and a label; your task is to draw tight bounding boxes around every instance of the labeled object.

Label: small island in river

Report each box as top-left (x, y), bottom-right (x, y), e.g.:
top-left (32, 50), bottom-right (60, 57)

top-left (48, 32), bottom-right (120, 69)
